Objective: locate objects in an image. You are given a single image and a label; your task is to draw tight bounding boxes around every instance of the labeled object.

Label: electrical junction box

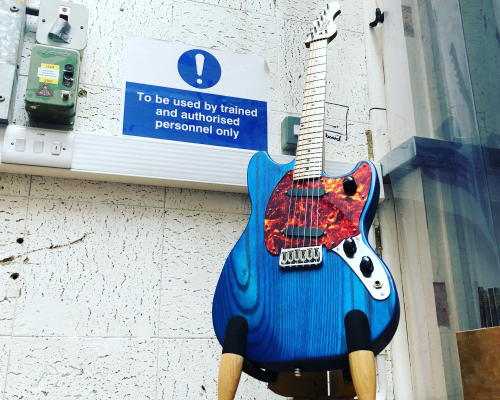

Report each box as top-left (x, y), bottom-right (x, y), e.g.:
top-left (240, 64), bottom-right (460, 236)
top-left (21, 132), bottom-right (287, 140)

top-left (25, 44), bottom-right (80, 125)
top-left (281, 116), bottom-right (301, 151)
top-left (36, 0), bottom-right (89, 54)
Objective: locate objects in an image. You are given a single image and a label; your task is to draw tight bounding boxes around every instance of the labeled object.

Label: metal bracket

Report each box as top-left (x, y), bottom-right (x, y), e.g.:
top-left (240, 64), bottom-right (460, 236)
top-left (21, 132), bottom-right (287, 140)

top-left (369, 8), bottom-right (385, 27)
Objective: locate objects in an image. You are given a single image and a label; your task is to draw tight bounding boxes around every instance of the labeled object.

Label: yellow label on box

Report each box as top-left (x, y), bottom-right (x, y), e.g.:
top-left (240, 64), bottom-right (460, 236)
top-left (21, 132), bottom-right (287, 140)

top-left (40, 63), bottom-right (60, 70)
top-left (38, 64), bottom-right (59, 84)
top-left (39, 77), bottom-right (58, 84)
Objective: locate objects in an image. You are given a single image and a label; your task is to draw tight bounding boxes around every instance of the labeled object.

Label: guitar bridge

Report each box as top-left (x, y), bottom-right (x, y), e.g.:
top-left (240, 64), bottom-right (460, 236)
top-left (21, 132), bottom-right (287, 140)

top-left (279, 246), bottom-right (323, 269)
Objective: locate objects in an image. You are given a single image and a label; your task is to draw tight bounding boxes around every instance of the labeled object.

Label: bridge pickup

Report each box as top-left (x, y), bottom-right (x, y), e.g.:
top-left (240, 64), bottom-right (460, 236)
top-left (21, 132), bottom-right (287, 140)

top-left (283, 227), bottom-right (324, 237)
top-left (285, 188), bottom-right (326, 197)
top-left (279, 245), bottom-right (323, 268)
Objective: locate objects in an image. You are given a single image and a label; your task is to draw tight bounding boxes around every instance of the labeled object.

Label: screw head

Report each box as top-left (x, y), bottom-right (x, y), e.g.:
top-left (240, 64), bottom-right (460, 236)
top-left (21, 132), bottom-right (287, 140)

top-left (0, 95), bottom-right (5, 102)
top-left (268, 208), bottom-right (272, 211)
top-left (10, 142), bottom-right (14, 145)
top-left (80, 26), bottom-right (84, 29)
top-left (353, 228), bottom-right (357, 233)
top-left (10, 5), bottom-right (19, 12)
top-left (63, 148), bottom-right (66, 151)
top-left (42, 19), bottom-right (46, 22)
top-left (294, 368), bottom-right (302, 377)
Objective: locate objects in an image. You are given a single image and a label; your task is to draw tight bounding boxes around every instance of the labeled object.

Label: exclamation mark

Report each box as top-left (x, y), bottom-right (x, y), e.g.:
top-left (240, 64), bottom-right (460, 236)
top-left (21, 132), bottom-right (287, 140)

top-left (195, 54), bottom-right (205, 84)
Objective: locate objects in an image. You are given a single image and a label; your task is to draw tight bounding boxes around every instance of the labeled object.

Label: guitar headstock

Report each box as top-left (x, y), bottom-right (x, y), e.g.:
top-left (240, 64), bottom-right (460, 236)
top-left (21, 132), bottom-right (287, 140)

top-left (305, 2), bottom-right (341, 48)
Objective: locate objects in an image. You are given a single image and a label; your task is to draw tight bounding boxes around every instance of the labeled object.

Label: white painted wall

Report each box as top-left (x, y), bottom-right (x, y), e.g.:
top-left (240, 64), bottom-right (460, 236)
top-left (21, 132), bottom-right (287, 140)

top-left (0, 0), bottom-right (380, 398)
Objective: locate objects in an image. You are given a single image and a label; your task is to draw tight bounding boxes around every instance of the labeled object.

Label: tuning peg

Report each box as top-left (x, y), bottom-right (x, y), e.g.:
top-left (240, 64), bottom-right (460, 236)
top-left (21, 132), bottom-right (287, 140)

top-left (314, 26), bottom-right (317, 32)
top-left (320, 15), bottom-right (324, 20)
top-left (326, 3), bottom-right (329, 8)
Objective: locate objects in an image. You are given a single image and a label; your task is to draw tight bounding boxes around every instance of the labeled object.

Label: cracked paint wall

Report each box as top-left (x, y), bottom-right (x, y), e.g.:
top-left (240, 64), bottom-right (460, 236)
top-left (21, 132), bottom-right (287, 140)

top-left (0, 0), bottom-right (391, 398)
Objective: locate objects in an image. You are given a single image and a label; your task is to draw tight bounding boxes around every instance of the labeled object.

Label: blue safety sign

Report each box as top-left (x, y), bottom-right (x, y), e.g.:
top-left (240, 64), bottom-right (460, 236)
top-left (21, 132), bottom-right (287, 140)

top-left (122, 38), bottom-right (269, 152)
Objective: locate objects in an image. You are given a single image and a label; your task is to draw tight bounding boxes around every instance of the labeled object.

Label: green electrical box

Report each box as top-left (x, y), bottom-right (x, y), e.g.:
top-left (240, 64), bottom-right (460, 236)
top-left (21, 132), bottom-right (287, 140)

top-left (25, 44), bottom-right (80, 125)
top-left (281, 116), bottom-right (301, 151)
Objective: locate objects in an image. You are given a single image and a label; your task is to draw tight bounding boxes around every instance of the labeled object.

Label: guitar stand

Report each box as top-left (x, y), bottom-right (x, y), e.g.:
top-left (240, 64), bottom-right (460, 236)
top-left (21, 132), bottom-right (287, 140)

top-left (218, 316), bottom-right (248, 400)
top-left (344, 310), bottom-right (377, 400)
top-left (217, 311), bottom-right (376, 400)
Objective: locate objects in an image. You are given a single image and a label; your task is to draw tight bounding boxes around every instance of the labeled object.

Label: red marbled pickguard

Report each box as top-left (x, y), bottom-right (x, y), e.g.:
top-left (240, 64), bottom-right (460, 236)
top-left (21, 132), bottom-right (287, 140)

top-left (264, 163), bottom-right (372, 255)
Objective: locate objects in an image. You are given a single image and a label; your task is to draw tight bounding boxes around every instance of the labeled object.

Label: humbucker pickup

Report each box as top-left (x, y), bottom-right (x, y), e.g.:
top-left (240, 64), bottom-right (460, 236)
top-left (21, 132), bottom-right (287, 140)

top-left (279, 245), bottom-right (323, 268)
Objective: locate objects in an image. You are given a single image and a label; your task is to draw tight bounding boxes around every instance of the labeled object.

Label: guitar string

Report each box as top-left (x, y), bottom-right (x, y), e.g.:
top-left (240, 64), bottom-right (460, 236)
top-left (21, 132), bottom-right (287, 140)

top-left (291, 169), bottom-right (300, 250)
top-left (316, 39), bottom-right (325, 251)
top-left (303, 42), bottom-right (313, 251)
top-left (308, 40), bottom-right (319, 250)
top-left (284, 169), bottom-right (294, 250)
top-left (294, 40), bottom-right (313, 253)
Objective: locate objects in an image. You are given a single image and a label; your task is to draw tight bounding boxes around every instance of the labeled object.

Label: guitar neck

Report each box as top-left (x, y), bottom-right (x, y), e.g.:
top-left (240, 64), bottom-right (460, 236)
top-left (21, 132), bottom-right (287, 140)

top-left (294, 38), bottom-right (328, 181)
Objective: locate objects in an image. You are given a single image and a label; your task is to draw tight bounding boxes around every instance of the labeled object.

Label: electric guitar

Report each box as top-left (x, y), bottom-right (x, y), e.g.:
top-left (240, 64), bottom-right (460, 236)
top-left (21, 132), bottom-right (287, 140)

top-left (212, 2), bottom-right (399, 374)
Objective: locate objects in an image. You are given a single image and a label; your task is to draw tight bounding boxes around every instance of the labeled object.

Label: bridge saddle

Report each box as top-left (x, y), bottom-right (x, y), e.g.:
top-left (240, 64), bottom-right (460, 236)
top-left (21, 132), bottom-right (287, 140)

top-left (279, 245), bottom-right (322, 268)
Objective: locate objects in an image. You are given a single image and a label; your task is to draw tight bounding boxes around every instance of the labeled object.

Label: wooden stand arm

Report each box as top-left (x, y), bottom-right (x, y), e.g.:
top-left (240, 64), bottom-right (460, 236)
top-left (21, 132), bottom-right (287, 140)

top-left (349, 350), bottom-right (376, 400)
top-left (218, 316), bottom-right (248, 400)
top-left (344, 310), bottom-right (376, 400)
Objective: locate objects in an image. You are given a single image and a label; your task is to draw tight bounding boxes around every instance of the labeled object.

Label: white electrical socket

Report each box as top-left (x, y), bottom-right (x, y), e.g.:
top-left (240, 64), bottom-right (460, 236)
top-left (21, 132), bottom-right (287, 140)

top-left (2, 125), bottom-right (74, 169)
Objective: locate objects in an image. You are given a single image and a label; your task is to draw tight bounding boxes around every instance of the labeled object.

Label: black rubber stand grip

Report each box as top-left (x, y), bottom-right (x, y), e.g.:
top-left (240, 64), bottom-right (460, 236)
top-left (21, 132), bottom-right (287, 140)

top-left (222, 315), bottom-right (248, 357)
top-left (344, 310), bottom-right (373, 353)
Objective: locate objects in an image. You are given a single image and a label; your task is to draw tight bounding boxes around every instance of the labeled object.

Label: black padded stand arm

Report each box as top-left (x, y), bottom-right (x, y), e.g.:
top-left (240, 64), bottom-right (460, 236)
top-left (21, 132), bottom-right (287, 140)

top-left (221, 316), bottom-right (278, 383)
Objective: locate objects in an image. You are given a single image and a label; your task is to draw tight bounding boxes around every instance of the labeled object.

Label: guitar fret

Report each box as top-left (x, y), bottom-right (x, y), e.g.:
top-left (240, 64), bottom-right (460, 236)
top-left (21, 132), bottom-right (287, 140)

top-left (301, 114), bottom-right (324, 124)
top-left (296, 146), bottom-right (323, 153)
top-left (299, 126), bottom-right (324, 134)
top-left (295, 157), bottom-right (323, 162)
top-left (306, 72), bottom-right (327, 83)
top-left (298, 132), bottom-right (324, 140)
top-left (304, 81), bottom-right (326, 90)
top-left (300, 120), bottom-right (324, 129)
top-left (306, 64), bottom-right (327, 74)
top-left (297, 139), bottom-right (324, 146)
top-left (307, 56), bottom-right (327, 68)
top-left (303, 87), bottom-right (326, 98)
top-left (301, 108), bottom-right (324, 118)
top-left (303, 102), bottom-right (325, 111)
top-left (303, 94), bottom-right (326, 105)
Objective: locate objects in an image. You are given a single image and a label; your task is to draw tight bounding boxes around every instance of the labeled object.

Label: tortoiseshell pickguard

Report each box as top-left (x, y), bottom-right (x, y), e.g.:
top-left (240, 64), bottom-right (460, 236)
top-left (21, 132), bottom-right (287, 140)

top-left (264, 162), bottom-right (372, 255)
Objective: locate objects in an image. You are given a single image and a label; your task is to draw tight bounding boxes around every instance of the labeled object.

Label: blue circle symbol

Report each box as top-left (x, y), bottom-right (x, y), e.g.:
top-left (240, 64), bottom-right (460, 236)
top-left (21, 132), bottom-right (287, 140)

top-left (177, 49), bottom-right (222, 89)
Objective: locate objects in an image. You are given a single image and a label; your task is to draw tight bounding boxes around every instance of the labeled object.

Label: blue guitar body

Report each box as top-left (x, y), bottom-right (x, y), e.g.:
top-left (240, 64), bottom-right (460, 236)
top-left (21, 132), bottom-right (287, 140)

top-left (212, 151), bottom-right (399, 372)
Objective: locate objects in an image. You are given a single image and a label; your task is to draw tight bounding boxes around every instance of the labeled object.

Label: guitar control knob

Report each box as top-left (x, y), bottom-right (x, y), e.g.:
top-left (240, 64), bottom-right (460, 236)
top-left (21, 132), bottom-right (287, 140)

top-left (343, 176), bottom-right (357, 196)
top-left (360, 256), bottom-right (374, 277)
top-left (343, 238), bottom-right (357, 257)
